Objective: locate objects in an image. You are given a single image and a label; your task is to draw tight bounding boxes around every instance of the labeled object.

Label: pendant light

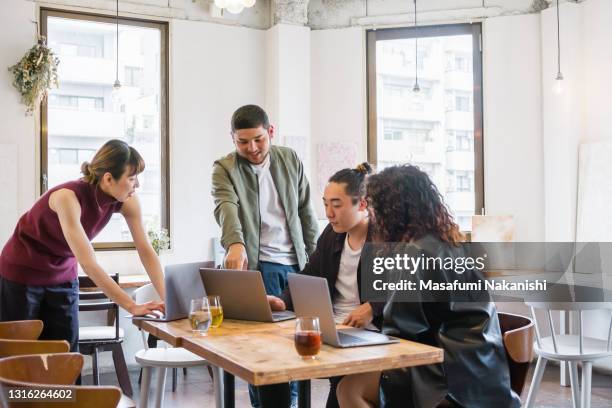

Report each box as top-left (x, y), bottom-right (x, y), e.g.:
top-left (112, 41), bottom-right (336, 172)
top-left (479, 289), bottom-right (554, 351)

top-left (214, 0), bottom-right (256, 15)
top-left (553, 0), bottom-right (564, 95)
top-left (113, 0), bottom-right (121, 92)
top-left (412, 0), bottom-right (420, 93)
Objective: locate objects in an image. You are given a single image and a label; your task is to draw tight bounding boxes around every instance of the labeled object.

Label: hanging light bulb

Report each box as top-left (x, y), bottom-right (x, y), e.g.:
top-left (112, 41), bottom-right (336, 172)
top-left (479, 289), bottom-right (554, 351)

top-left (553, 0), bottom-right (563, 95)
top-left (413, 0), bottom-right (420, 93)
top-left (553, 72), bottom-right (564, 95)
top-left (226, 1), bottom-right (245, 14)
top-left (214, 0), bottom-right (255, 14)
top-left (113, 0), bottom-right (121, 92)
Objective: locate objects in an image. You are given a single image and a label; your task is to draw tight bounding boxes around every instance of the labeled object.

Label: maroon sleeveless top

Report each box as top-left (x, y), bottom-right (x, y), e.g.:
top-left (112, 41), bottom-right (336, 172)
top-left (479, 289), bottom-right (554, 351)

top-left (0, 180), bottom-right (123, 286)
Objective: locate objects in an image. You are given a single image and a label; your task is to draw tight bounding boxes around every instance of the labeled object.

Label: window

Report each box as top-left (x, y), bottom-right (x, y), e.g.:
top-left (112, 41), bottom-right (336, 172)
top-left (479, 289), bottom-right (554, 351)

top-left (125, 66), bottom-right (143, 87)
top-left (456, 171), bottom-right (473, 192)
top-left (41, 9), bottom-right (169, 249)
top-left (367, 24), bottom-right (484, 231)
top-left (49, 94), bottom-right (104, 111)
top-left (456, 130), bottom-right (473, 151)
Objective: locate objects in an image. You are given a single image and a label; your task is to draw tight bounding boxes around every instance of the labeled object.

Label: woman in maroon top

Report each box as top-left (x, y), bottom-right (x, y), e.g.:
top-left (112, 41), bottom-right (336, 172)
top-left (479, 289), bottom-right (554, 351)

top-left (0, 139), bottom-right (165, 352)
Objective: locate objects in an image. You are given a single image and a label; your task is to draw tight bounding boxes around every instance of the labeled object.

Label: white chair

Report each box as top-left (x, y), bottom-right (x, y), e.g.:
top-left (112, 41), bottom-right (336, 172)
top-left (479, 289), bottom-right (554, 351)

top-left (132, 284), bottom-right (223, 408)
top-left (524, 301), bottom-right (612, 408)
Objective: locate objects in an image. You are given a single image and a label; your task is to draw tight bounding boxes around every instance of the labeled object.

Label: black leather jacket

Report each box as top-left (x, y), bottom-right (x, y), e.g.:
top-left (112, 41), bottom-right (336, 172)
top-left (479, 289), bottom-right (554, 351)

top-left (378, 235), bottom-right (521, 408)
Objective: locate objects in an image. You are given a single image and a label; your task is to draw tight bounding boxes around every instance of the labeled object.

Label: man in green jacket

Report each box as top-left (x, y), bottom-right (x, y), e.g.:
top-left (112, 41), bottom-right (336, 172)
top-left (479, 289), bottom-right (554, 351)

top-left (212, 104), bottom-right (318, 407)
top-left (212, 104), bottom-right (318, 294)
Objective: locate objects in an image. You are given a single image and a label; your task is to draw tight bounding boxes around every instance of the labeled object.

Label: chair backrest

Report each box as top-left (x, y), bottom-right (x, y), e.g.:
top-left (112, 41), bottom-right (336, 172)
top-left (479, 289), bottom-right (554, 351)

top-left (78, 274), bottom-right (120, 340)
top-left (0, 353), bottom-right (121, 408)
top-left (0, 339), bottom-right (70, 358)
top-left (132, 283), bottom-right (160, 304)
top-left (0, 353), bottom-right (82, 384)
top-left (0, 320), bottom-right (43, 340)
top-left (526, 301), bottom-right (612, 355)
top-left (498, 312), bottom-right (534, 397)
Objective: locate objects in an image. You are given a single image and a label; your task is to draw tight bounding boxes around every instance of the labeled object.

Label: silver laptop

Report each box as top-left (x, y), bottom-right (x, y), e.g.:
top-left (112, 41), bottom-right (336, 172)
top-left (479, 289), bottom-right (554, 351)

top-left (199, 268), bottom-right (295, 322)
top-left (132, 261), bottom-right (213, 322)
top-left (288, 274), bottom-right (398, 348)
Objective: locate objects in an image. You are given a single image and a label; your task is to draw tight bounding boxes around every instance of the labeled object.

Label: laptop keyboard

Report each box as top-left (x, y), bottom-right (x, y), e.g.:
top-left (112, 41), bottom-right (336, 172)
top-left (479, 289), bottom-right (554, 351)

top-left (272, 311), bottom-right (295, 319)
top-left (338, 331), bottom-right (367, 346)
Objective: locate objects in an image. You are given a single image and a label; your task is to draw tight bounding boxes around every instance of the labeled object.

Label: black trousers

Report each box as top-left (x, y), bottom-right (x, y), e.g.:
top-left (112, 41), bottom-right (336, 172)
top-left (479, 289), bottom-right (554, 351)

top-left (0, 276), bottom-right (79, 352)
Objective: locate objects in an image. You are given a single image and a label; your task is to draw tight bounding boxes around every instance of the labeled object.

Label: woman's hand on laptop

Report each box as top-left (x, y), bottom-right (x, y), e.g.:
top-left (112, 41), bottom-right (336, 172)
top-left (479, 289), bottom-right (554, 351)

top-left (130, 300), bottom-right (165, 316)
top-left (267, 295), bottom-right (286, 311)
top-left (343, 302), bottom-right (373, 328)
top-left (225, 243), bottom-right (249, 270)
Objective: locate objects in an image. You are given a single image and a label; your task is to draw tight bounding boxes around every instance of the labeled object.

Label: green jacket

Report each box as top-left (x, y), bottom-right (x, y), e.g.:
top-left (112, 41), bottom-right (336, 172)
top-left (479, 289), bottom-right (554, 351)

top-left (211, 145), bottom-right (318, 270)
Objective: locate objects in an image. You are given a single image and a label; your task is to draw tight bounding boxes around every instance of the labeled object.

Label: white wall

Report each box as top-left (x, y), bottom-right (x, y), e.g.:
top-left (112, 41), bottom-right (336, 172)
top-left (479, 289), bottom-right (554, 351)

top-left (542, 1), bottom-right (584, 243)
top-left (310, 27), bottom-right (366, 218)
top-left (482, 14), bottom-right (544, 242)
top-left (265, 24), bottom-right (312, 176)
top-left (583, 0), bottom-right (612, 144)
top-left (0, 0), bottom-right (37, 244)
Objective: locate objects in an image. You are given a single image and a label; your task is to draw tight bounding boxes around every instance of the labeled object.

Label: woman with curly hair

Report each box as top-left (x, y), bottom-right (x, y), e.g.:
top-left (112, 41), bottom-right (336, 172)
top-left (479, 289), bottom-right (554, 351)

top-left (336, 165), bottom-right (520, 408)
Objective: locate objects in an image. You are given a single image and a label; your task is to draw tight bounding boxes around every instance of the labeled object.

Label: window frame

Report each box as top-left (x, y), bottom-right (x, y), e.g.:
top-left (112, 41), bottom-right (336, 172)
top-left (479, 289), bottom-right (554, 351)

top-left (366, 23), bottom-right (485, 223)
top-left (40, 8), bottom-right (170, 251)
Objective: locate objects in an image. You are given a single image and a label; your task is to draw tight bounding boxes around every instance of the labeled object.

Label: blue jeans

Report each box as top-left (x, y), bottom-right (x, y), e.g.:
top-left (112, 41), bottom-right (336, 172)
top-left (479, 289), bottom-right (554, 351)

top-left (258, 260), bottom-right (299, 296)
top-left (249, 261), bottom-right (299, 407)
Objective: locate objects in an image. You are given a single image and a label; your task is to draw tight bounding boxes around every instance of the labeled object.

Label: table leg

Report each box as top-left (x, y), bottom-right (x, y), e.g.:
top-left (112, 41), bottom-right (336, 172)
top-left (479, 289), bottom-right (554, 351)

top-left (298, 380), bottom-right (311, 408)
top-left (223, 370), bottom-right (235, 408)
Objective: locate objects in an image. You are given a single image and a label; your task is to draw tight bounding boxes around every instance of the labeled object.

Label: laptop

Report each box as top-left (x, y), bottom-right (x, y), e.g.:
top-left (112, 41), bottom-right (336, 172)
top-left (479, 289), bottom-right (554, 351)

top-left (199, 268), bottom-right (295, 322)
top-left (288, 274), bottom-right (398, 348)
top-left (131, 261), bottom-right (213, 322)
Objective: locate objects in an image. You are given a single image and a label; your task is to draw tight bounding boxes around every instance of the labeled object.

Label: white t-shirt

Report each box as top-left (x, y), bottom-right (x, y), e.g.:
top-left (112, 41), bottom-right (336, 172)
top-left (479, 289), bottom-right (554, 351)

top-left (333, 237), bottom-right (377, 330)
top-left (333, 237), bottom-right (362, 322)
top-left (250, 155), bottom-right (297, 265)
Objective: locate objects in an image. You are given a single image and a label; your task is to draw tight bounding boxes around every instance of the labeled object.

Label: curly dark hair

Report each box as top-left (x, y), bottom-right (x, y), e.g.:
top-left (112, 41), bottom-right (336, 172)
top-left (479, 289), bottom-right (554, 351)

top-left (366, 165), bottom-right (464, 245)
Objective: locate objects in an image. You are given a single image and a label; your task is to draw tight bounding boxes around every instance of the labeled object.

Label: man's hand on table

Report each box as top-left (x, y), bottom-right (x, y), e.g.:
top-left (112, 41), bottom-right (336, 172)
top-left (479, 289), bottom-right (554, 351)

top-left (267, 295), bottom-right (286, 311)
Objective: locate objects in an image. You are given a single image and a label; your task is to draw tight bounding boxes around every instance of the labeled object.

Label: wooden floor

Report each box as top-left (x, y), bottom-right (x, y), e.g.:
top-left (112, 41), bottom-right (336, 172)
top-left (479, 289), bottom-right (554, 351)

top-left (84, 362), bottom-right (612, 407)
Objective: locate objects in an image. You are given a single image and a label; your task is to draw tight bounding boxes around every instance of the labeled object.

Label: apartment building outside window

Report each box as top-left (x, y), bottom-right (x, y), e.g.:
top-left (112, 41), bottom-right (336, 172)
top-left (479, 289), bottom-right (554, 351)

top-left (367, 24), bottom-right (484, 232)
top-left (40, 9), bottom-right (169, 249)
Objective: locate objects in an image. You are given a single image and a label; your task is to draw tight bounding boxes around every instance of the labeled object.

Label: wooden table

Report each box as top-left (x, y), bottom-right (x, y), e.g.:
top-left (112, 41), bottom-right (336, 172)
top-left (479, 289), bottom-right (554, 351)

top-left (134, 319), bottom-right (443, 407)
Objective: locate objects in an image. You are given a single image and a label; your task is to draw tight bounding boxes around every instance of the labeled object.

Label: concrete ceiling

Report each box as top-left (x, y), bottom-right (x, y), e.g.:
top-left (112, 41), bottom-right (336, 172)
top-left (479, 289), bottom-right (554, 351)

top-left (32, 0), bottom-right (581, 30)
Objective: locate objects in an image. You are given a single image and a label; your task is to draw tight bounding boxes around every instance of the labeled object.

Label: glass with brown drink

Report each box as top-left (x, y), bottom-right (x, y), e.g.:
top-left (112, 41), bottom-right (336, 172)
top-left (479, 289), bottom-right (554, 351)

top-left (189, 298), bottom-right (211, 335)
top-left (207, 295), bottom-right (224, 328)
top-left (294, 317), bottom-right (321, 359)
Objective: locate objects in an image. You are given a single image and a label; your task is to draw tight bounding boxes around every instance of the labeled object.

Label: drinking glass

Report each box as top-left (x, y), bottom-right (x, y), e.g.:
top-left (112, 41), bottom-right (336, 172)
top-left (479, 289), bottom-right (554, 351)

top-left (294, 317), bottom-right (321, 359)
top-left (189, 298), bottom-right (211, 335)
top-left (208, 295), bottom-right (224, 328)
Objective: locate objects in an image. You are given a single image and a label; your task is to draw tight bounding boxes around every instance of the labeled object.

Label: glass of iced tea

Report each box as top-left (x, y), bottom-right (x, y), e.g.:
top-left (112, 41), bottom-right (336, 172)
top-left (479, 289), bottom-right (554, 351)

top-left (189, 298), bottom-right (211, 335)
top-left (207, 295), bottom-right (224, 328)
top-left (294, 317), bottom-right (321, 359)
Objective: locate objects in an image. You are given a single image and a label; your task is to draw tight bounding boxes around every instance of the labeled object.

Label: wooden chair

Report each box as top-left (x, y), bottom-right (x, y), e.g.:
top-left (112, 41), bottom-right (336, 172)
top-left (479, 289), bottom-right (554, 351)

top-left (498, 312), bottom-right (535, 396)
top-left (78, 274), bottom-right (132, 397)
top-left (436, 311), bottom-right (534, 407)
top-left (0, 339), bottom-right (70, 358)
top-left (0, 320), bottom-right (43, 340)
top-left (0, 352), bottom-right (121, 408)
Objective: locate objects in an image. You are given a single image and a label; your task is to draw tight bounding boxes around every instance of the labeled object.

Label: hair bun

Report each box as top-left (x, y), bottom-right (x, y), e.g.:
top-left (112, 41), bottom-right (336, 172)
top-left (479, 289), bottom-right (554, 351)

top-left (355, 162), bottom-right (372, 175)
top-left (80, 161), bottom-right (91, 177)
